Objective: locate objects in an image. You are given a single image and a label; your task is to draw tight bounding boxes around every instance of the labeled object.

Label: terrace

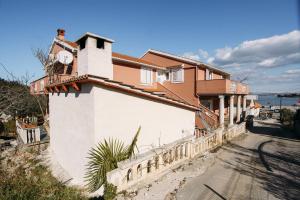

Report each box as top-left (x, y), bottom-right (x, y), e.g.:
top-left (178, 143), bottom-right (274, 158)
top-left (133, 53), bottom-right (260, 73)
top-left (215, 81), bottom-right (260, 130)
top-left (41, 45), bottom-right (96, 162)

top-left (197, 79), bottom-right (249, 95)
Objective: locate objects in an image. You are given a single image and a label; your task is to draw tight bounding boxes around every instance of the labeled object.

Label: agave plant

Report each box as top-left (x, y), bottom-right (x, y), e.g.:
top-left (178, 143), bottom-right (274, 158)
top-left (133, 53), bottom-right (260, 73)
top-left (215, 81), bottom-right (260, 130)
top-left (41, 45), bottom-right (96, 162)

top-left (85, 126), bottom-right (141, 192)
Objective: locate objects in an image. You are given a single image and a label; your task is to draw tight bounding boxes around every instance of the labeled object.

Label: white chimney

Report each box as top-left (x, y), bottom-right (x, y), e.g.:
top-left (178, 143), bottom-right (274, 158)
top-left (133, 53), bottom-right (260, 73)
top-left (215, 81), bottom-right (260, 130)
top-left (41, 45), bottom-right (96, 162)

top-left (76, 32), bottom-right (114, 79)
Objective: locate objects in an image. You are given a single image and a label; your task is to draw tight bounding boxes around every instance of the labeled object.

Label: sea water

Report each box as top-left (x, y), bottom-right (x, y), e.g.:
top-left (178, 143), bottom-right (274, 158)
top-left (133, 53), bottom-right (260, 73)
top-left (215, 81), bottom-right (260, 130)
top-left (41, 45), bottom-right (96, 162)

top-left (258, 95), bottom-right (299, 106)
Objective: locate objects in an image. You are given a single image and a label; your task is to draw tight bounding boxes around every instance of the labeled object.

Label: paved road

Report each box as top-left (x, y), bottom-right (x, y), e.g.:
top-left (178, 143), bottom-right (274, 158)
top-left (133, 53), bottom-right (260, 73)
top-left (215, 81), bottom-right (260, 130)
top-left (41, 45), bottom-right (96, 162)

top-left (176, 120), bottom-right (300, 200)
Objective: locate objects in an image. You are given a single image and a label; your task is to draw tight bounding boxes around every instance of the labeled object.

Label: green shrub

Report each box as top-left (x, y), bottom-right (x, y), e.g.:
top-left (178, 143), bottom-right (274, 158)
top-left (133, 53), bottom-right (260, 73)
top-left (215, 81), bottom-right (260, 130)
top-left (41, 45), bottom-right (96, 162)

top-left (85, 126), bottom-right (141, 192)
top-left (0, 161), bottom-right (88, 200)
top-left (4, 119), bottom-right (16, 134)
top-left (103, 183), bottom-right (117, 200)
top-left (280, 108), bottom-right (295, 127)
top-left (0, 122), bottom-right (4, 134)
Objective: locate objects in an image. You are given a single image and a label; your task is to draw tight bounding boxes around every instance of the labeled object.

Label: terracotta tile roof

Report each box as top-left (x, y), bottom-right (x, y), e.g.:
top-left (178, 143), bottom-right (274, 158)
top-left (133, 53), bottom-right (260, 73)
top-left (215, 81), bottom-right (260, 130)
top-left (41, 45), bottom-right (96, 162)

top-left (53, 39), bottom-right (164, 69)
top-left (112, 52), bottom-right (165, 69)
top-left (65, 40), bottom-right (78, 48)
top-left (143, 49), bottom-right (230, 75)
top-left (17, 120), bottom-right (38, 129)
top-left (254, 101), bottom-right (261, 108)
top-left (45, 74), bottom-right (198, 111)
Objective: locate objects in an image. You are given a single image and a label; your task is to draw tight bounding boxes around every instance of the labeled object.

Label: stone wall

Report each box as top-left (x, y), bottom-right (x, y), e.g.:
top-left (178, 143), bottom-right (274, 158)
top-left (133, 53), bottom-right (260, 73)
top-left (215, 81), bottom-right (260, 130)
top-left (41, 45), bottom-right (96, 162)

top-left (107, 122), bottom-right (246, 191)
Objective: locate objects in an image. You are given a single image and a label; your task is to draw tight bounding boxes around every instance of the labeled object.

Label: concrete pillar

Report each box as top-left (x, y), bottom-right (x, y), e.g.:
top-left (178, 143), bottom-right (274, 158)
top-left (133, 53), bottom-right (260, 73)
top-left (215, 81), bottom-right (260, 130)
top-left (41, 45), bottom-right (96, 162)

top-left (236, 95), bottom-right (241, 123)
top-left (229, 95), bottom-right (234, 126)
top-left (219, 95), bottom-right (225, 127)
top-left (243, 95), bottom-right (247, 118)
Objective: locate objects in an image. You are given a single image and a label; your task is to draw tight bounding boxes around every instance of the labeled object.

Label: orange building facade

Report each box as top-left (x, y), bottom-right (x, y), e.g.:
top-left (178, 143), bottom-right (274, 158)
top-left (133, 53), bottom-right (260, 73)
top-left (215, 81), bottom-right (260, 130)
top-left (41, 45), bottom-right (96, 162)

top-left (31, 29), bottom-right (249, 131)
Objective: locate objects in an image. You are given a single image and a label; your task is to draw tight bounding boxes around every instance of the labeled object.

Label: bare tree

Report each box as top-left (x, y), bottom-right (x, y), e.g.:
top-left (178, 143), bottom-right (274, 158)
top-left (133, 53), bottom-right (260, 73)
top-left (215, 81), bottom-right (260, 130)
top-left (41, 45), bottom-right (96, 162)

top-left (32, 47), bottom-right (56, 83)
top-left (0, 62), bottom-right (46, 118)
top-left (238, 75), bottom-right (249, 83)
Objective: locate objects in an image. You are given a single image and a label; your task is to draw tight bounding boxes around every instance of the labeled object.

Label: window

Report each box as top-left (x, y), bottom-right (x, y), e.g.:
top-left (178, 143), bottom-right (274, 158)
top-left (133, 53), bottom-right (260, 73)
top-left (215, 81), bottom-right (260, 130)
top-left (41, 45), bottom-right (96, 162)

top-left (209, 71), bottom-right (213, 80)
top-left (156, 70), bottom-right (168, 83)
top-left (206, 69), bottom-right (213, 80)
top-left (166, 71), bottom-right (170, 80)
top-left (171, 68), bottom-right (184, 83)
top-left (140, 67), bottom-right (152, 85)
top-left (96, 38), bottom-right (104, 49)
top-left (79, 37), bottom-right (86, 50)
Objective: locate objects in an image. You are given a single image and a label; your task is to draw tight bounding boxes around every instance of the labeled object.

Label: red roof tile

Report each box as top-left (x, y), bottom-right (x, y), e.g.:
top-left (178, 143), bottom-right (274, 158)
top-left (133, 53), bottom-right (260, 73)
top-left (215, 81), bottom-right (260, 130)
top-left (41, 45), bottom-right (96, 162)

top-left (112, 52), bottom-right (164, 69)
top-left (46, 74), bottom-right (198, 111)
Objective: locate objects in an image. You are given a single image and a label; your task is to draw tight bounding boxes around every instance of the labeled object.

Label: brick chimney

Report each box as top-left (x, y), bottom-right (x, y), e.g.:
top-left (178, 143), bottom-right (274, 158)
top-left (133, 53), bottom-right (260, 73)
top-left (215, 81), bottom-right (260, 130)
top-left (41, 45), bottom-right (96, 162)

top-left (57, 29), bottom-right (65, 40)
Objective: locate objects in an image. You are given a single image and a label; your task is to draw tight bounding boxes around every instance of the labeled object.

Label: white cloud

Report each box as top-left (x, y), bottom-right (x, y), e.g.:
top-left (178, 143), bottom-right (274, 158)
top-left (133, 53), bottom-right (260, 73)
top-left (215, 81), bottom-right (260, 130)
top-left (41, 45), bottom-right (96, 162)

top-left (182, 30), bottom-right (300, 92)
top-left (182, 52), bottom-right (200, 60)
top-left (286, 68), bottom-right (300, 74)
top-left (198, 49), bottom-right (209, 59)
top-left (182, 49), bottom-right (209, 61)
top-left (211, 30), bottom-right (300, 67)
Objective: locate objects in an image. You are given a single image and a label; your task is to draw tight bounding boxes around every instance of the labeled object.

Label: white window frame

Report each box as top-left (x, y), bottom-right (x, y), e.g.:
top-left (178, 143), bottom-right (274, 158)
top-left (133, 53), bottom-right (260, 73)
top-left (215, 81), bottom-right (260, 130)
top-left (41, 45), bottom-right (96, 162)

top-left (206, 69), bottom-right (213, 80)
top-left (209, 71), bottom-right (213, 80)
top-left (171, 67), bottom-right (184, 83)
top-left (156, 70), bottom-right (169, 83)
top-left (140, 66), bottom-right (153, 85)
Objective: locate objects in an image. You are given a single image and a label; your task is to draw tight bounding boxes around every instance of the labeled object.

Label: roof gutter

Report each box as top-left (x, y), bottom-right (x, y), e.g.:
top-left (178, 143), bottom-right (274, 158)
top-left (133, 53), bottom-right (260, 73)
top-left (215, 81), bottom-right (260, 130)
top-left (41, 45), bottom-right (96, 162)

top-left (112, 57), bottom-right (166, 70)
top-left (144, 49), bottom-right (230, 76)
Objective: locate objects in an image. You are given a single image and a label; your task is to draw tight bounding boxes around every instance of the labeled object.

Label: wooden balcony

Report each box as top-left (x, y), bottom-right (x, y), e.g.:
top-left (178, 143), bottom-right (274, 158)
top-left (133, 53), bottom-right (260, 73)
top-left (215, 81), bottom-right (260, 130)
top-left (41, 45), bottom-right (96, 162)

top-left (30, 74), bottom-right (75, 95)
top-left (197, 79), bottom-right (249, 95)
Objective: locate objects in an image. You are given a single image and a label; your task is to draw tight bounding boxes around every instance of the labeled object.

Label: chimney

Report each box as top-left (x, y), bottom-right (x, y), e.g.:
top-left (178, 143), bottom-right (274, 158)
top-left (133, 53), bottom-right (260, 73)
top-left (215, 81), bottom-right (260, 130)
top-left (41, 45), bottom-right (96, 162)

top-left (57, 29), bottom-right (65, 40)
top-left (76, 32), bottom-right (114, 79)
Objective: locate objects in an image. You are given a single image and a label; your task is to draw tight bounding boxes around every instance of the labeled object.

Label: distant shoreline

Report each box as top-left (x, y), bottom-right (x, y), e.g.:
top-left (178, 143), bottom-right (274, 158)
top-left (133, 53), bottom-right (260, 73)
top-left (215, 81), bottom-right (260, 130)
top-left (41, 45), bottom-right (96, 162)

top-left (257, 94), bottom-right (299, 107)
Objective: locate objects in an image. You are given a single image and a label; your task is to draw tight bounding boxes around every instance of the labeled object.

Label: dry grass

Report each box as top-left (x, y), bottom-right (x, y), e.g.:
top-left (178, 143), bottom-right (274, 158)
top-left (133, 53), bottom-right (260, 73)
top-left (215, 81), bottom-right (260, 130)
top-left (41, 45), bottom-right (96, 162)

top-left (0, 147), bottom-right (89, 200)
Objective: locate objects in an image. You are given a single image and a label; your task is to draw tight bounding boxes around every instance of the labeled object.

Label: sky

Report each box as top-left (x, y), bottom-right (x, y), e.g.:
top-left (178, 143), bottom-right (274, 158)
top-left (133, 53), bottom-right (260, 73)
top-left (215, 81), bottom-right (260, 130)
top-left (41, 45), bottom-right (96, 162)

top-left (0, 0), bottom-right (299, 93)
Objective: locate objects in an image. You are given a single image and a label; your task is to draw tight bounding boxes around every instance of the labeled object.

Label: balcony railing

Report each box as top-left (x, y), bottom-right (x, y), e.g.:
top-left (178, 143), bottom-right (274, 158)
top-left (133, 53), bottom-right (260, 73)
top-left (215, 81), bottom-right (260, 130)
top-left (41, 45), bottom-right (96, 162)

top-left (46, 74), bottom-right (75, 85)
top-left (30, 74), bottom-right (76, 95)
top-left (197, 79), bottom-right (249, 95)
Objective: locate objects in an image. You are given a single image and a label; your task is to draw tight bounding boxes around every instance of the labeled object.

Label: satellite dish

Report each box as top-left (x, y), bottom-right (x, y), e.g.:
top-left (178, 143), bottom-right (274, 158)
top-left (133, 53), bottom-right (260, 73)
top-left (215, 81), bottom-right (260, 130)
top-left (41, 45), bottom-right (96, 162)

top-left (56, 50), bottom-right (73, 65)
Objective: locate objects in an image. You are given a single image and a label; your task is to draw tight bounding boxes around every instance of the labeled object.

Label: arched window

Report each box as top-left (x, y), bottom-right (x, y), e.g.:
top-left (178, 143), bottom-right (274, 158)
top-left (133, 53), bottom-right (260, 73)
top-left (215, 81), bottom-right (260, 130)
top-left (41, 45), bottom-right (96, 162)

top-left (147, 160), bottom-right (151, 173)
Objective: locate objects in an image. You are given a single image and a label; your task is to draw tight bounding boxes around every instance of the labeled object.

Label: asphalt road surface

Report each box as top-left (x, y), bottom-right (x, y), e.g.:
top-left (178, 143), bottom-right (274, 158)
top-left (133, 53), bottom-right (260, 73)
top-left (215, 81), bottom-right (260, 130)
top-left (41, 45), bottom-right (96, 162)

top-left (176, 120), bottom-right (300, 200)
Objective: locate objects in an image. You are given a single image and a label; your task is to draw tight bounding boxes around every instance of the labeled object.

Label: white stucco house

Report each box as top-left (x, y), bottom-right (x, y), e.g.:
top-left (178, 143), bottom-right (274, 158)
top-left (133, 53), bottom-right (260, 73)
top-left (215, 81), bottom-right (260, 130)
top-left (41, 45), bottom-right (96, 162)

top-left (30, 30), bottom-right (247, 192)
top-left (45, 33), bottom-right (197, 186)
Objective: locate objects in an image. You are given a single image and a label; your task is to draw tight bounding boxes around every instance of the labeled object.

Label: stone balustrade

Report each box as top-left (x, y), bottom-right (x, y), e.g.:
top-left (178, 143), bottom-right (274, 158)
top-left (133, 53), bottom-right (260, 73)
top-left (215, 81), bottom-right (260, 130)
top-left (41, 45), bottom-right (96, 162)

top-left (107, 122), bottom-right (246, 191)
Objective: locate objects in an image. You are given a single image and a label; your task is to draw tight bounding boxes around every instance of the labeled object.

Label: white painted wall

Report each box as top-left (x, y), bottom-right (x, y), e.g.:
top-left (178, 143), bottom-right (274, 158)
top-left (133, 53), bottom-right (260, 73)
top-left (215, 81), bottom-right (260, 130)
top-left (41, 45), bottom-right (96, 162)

top-left (49, 85), bottom-right (95, 185)
top-left (77, 37), bottom-right (113, 79)
top-left (93, 85), bottom-right (195, 153)
top-left (16, 121), bottom-right (40, 144)
top-left (49, 83), bottom-right (195, 186)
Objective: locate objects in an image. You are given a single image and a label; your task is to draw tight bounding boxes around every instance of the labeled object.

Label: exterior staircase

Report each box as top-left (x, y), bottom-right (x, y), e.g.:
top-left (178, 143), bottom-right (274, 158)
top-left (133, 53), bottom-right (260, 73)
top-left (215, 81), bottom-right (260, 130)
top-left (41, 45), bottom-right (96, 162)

top-left (197, 105), bottom-right (219, 131)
